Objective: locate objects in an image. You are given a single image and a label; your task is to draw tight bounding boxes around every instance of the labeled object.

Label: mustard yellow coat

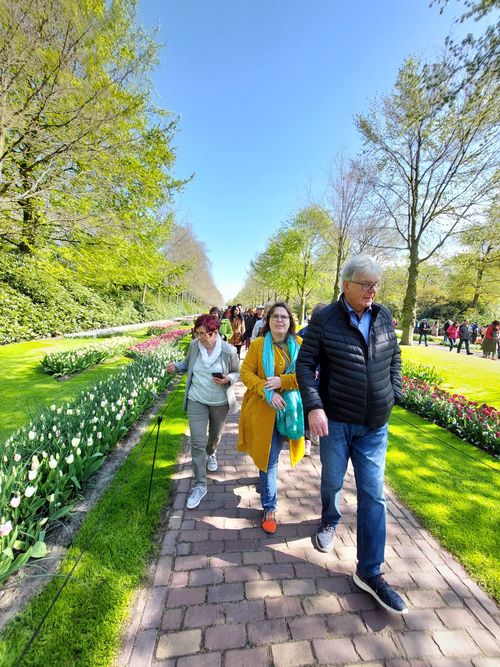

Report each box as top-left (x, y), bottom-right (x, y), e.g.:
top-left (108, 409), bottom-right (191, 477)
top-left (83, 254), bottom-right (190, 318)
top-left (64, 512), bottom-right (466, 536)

top-left (237, 335), bottom-right (305, 472)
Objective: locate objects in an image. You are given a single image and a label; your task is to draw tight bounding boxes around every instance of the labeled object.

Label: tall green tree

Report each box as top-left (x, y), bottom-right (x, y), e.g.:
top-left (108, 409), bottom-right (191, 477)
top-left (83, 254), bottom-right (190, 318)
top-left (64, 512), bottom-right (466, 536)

top-left (447, 201), bottom-right (500, 311)
top-left (247, 206), bottom-right (332, 322)
top-left (0, 0), bottom-right (183, 254)
top-left (356, 57), bottom-right (498, 345)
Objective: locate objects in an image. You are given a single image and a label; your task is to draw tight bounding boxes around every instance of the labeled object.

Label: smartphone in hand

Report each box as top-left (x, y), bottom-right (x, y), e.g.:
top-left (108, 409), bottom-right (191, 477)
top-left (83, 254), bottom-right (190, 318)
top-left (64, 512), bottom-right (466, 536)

top-left (211, 372), bottom-right (224, 379)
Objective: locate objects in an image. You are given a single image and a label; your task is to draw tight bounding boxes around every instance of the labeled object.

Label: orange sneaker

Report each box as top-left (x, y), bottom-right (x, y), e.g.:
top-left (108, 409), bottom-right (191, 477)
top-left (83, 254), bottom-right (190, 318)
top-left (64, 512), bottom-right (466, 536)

top-left (262, 510), bottom-right (277, 534)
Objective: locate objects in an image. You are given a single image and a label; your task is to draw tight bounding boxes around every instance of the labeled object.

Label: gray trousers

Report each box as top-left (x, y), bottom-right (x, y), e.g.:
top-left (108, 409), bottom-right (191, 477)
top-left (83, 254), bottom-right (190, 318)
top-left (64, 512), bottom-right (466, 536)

top-left (187, 399), bottom-right (229, 488)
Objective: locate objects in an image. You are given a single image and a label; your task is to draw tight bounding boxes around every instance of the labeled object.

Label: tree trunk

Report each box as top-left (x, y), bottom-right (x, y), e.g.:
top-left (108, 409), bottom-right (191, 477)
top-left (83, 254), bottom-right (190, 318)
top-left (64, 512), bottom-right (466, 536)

top-left (332, 241), bottom-right (343, 301)
top-left (400, 252), bottom-right (419, 345)
top-left (470, 249), bottom-right (490, 309)
top-left (141, 284), bottom-right (147, 304)
top-left (299, 288), bottom-right (306, 324)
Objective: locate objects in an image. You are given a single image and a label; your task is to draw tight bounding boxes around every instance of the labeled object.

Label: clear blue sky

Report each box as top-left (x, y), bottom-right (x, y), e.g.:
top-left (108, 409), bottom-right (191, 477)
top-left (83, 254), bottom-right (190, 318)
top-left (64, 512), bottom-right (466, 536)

top-left (137, 0), bottom-right (472, 303)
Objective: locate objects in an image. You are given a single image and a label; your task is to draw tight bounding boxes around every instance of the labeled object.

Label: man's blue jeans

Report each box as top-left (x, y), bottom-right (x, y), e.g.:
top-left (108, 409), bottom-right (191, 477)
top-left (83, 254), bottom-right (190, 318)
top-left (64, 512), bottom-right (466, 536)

top-left (320, 420), bottom-right (388, 578)
top-left (259, 426), bottom-right (285, 511)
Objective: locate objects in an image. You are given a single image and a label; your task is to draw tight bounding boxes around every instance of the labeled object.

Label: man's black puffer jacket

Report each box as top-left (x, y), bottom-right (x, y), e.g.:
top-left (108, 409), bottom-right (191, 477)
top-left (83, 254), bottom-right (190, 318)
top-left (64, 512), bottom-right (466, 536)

top-left (296, 297), bottom-right (402, 428)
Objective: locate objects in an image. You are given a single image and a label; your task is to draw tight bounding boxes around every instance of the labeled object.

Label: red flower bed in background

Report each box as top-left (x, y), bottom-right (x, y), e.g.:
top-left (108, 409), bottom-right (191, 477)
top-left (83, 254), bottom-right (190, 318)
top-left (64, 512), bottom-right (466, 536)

top-left (127, 329), bottom-right (186, 358)
top-left (401, 376), bottom-right (499, 456)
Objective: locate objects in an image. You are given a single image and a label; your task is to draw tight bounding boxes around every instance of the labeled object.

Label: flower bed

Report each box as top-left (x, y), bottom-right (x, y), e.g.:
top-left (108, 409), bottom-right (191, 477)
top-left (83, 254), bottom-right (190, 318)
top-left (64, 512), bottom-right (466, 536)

top-left (401, 376), bottom-right (499, 456)
top-left (0, 343), bottom-right (184, 582)
top-left (146, 324), bottom-right (176, 336)
top-left (41, 337), bottom-right (135, 377)
top-left (401, 359), bottom-right (444, 386)
top-left (126, 329), bottom-right (187, 358)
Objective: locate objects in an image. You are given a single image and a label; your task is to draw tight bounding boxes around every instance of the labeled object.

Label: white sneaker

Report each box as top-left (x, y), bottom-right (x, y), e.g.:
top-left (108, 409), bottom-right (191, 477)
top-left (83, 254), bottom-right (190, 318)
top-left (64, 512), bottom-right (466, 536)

top-left (207, 453), bottom-right (218, 472)
top-left (304, 440), bottom-right (311, 456)
top-left (186, 486), bottom-right (207, 509)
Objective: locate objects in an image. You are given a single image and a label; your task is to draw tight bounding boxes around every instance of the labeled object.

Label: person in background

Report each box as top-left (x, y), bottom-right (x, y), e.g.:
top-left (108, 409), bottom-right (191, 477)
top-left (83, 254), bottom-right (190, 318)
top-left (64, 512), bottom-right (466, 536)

top-left (481, 320), bottom-right (499, 359)
top-left (209, 306), bottom-right (221, 318)
top-left (251, 303), bottom-right (271, 340)
top-left (431, 320), bottom-right (440, 337)
top-left (443, 319), bottom-right (452, 344)
top-left (238, 301), bottom-right (305, 535)
top-left (242, 306), bottom-right (264, 349)
top-left (219, 311), bottom-right (233, 342)
top-left (167, 314), bottom-right (240, 509)
top-left (297, 254), bottom-right (407, 615)
top-left (446, 321), bottom-right (459, 351)
top-left (470, 322), bottom-right (478, 344)
top-left (456, 319), bottom-right (473, 355)
top-left (228, 304), bottom-right (245, 359)
top-left (417, 319), bottom-right (431, 346)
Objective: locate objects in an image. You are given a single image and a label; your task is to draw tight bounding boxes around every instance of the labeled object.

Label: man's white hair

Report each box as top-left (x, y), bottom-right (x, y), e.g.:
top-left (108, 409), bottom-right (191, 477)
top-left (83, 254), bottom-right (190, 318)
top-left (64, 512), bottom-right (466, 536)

top-left (341, 255), bottom-right (383, 283)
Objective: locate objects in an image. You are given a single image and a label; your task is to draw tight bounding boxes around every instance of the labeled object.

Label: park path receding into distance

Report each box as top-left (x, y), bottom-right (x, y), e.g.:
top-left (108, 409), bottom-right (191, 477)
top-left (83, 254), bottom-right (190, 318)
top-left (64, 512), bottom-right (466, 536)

top-left (117, 382), bottom-right (500, 667)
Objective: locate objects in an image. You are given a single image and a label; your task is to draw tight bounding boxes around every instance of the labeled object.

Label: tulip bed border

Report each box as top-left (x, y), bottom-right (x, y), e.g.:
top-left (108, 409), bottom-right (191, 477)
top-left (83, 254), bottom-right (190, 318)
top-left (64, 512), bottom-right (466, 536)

top-left (401, 376), bottom-right (499, 457)
top-left (40, 336), bottom-right (136, 377)
top-left (0, 382), bottom-right (187, 667)
top-left (0, 341), bottom-right (185, 583)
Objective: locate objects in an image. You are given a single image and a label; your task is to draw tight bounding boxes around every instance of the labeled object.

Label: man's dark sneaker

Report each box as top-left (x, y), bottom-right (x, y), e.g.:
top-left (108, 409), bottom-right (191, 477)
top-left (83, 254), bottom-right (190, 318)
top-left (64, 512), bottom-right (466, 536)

top-left (315, 523), bottom-right (335, 552)
top-left (353, 572), bottom-right (408, 614)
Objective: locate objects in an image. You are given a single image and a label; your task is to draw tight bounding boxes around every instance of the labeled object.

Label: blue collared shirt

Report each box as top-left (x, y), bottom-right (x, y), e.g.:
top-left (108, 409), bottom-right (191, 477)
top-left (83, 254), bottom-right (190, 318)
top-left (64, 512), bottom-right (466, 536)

top-left (343, 296), bottom-right (372, 344)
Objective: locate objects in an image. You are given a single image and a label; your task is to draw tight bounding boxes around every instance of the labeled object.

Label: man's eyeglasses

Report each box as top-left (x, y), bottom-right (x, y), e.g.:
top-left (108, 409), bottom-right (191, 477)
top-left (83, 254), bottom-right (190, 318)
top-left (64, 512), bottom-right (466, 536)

top-left (270, 314), bottom-right (290, 321)
top-left (195, 330), bottom-right (214, 338)
top-left (350, 281), bottom-right (379, 293)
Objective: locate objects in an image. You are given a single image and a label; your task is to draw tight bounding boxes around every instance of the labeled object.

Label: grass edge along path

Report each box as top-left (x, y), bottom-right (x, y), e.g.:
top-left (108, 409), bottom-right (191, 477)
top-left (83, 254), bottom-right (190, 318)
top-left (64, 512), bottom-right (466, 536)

top-left (387, 405), bottom-right (500, 602)
top-left (0, 380), bottom-right (187, 667)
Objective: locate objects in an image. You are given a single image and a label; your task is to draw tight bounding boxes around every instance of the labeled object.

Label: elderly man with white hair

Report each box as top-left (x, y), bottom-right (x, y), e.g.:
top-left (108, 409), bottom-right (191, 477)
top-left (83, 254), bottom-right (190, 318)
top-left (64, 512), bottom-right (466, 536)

top-left (296, 255), bottom-right (407, 614)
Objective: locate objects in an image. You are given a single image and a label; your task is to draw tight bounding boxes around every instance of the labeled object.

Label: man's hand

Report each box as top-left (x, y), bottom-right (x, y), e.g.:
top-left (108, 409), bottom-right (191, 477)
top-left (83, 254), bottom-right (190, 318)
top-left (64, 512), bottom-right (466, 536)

top-left (308, 409), bottom-right (329, 437)
top-left (167, 362), bottom-right (176, 374)
top-left (270, 393), bottom-right (286, 410)
top-left (264, 376), bottom-right (282, 390)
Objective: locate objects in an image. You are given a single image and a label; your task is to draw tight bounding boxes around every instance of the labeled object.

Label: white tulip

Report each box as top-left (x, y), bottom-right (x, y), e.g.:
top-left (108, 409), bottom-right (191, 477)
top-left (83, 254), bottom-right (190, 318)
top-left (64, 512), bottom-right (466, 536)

top-left (0, 521), bottom-right (13, 537)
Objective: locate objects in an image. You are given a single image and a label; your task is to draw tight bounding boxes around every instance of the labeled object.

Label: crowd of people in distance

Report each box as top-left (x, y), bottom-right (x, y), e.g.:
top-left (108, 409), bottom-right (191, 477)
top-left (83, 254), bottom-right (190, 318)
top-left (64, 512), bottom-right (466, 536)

top-left (416, 318), bottom-right (499, 359)
top-left (168, 254), bottom-right (498, 616)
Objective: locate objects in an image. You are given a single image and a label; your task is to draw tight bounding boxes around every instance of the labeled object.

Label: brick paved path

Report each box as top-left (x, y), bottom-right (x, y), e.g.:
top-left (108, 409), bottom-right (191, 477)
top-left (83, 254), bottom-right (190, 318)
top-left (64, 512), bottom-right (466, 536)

top-left (117, 383), bottom-right (499, 666)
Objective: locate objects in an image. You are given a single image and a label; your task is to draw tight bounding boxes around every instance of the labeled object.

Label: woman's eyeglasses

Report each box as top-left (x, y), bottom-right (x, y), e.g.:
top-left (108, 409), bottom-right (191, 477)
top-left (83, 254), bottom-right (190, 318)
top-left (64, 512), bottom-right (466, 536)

top-left (270, 315), bottom-right (290, 321)
top-left (195, 330), bottom-right (214, 338)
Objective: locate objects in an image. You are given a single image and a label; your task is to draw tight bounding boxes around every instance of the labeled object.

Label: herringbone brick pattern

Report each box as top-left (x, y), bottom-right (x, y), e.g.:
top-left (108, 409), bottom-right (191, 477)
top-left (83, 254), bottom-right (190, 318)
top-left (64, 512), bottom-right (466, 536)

top-left (117, 382), bottom-right (500, 666)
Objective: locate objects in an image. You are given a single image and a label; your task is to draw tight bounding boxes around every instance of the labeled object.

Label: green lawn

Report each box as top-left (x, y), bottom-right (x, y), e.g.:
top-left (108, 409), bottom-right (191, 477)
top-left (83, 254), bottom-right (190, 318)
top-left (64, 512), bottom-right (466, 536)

top-left (0, 382), bottom-right (187, 667)
top-left (388, 343), bottom-right (500, 600)
top-left (400, 343), bottom-right (500, 407)
top-left (0, 331), bottom-right (150, 443)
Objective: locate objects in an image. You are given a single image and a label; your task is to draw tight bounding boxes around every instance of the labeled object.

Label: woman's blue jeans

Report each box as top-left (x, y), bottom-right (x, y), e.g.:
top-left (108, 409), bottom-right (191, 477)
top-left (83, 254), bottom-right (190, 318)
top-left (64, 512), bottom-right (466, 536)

top-left (259, 426), bottom-right (285, 511)
top-left (320, 421), bottom-right (388, 578)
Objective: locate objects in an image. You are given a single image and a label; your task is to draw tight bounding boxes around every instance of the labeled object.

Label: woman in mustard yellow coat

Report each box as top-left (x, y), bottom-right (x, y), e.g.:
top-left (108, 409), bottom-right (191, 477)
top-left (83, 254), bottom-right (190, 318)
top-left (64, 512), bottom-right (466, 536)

top-left (237, 301), bottom-right (305, 534)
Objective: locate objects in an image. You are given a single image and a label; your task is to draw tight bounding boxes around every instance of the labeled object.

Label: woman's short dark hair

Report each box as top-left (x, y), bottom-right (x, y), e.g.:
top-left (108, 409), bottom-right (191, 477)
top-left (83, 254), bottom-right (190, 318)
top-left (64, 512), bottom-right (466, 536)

top-left (261, 301), bottom-right (296, 338)
top-left (194, 313), bottom-right (220, 333)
